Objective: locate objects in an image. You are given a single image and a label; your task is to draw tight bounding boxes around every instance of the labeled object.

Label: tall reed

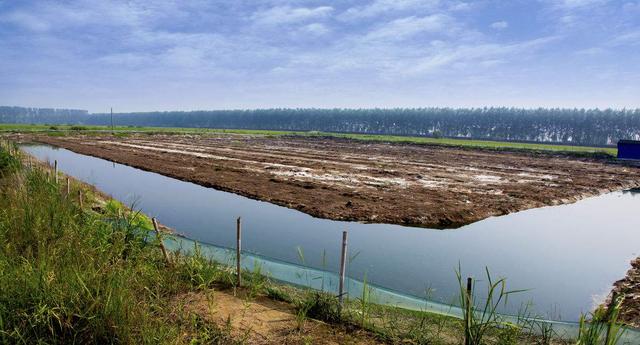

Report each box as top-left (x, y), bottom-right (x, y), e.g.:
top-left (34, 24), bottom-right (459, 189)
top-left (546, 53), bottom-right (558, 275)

top-left (456, 266), bottom-right (526, 345)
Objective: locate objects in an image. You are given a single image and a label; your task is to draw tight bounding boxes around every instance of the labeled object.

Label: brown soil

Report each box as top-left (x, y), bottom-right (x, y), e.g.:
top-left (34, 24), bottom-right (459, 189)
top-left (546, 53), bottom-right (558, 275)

top-left (24, 133), bottom-right (640, 229)
top-left (174, 289), bottom-right (385, 344)
top-left (606, 258), bottom-right (640, 328)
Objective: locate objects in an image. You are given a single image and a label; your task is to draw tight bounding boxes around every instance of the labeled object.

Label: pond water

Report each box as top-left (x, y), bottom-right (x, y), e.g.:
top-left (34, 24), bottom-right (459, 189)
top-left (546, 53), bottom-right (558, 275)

top-left (22, 144), bottom-right (640, 322)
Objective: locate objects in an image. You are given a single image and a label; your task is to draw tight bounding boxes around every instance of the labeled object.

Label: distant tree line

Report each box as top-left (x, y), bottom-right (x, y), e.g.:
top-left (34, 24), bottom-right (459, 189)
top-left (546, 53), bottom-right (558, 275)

top-left (0, 106), bottom-right (88, 124)
top-left (3, 106), bottom-right (640, 146)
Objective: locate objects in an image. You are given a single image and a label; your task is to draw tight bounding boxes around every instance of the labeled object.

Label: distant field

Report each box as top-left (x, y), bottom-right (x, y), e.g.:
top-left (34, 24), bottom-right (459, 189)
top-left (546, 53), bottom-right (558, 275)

top-left (0, 123), bottom-right (618, 156)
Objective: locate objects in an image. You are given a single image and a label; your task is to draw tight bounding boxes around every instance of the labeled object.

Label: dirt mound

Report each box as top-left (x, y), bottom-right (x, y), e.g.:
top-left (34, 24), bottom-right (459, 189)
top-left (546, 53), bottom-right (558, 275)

top-left (32, 133), bottom-right (640, 229)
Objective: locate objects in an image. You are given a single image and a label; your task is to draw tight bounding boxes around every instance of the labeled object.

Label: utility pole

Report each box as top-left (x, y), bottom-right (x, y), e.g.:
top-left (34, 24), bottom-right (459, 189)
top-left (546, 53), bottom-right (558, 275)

top-left (110, 107), bottom-right (114, 134)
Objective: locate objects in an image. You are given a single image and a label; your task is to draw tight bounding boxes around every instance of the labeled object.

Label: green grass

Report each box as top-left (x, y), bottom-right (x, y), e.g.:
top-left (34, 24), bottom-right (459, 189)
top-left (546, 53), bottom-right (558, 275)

top-left (0, 123), bottom-right (617, 156)
top-left (0, 145), bottom-right (245, 344)
top-left (319, 132), bottom-right (617, 156)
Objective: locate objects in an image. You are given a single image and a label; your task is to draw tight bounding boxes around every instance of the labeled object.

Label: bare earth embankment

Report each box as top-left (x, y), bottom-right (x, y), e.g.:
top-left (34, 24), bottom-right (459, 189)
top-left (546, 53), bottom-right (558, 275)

top-left (26, 133), bottom-right (640, 229)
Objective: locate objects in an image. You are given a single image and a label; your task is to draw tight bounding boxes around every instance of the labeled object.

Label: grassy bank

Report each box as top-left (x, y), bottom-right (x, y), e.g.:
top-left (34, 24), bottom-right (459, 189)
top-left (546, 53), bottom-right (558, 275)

top-left (0, 143), bottom-right (244, 343)
top-left (0, 141), bottom-right (627, 344)
top-left (0, 123), bottom-right (617, 157)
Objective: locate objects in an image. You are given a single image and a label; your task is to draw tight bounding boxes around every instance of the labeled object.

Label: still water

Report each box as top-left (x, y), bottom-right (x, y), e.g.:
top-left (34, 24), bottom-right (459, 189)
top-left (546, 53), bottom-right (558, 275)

top-left (23, 144), bottom-right (640, 321)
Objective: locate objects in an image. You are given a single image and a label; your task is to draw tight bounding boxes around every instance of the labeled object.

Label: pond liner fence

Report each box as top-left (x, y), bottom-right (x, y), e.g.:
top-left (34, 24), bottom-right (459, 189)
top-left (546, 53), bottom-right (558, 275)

top-left (163, 231), bottom-right (640, 343)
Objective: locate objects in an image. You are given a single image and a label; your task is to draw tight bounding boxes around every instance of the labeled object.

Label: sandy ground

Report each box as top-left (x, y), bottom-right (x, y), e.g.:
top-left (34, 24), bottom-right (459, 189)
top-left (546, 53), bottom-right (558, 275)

top-left (26, 133), bottom-right (640, 229)
top-left (174, 289), bottom-right (385, 344)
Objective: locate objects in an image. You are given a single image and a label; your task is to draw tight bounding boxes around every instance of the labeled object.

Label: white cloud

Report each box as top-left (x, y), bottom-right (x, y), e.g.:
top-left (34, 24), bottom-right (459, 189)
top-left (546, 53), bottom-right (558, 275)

top-left (300, 23), bottom-right (330, 36)
top-left (490, 21), bottom-right (508, 30)
top-left (0, 11), bottom-right (50, 32)
top-left (575, 47), bottom-right (606, 55)
top-left (97, 53), bottom-right (151, 67)
top-left (611, 29), bottom-right (640, 46)
top-left (398, 36), bottom-right (558, 76)
top-left (251, 6), bottom-right (333, 26)
top-left (364, 15), bottom-right (452, 41)
top-left (552, 0), bottom-right (608, 9)
top-left (339, 0), bottom-right (439, 20)
top-left (448, 2), bottom-right (474, 11)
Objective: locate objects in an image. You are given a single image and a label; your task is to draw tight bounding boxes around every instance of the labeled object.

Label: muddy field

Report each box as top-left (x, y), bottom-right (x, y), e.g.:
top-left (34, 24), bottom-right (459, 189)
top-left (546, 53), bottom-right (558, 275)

top-left (20, 133), bottom-right (640, 229)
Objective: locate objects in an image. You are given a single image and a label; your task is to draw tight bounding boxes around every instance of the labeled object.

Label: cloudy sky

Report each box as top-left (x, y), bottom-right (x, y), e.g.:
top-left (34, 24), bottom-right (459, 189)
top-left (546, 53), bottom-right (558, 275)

top-left (0, 0), bottom-right (638, 112)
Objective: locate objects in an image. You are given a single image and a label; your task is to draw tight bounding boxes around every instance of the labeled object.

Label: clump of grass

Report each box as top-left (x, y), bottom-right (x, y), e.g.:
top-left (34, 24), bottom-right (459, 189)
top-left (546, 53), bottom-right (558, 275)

top-left (576, 294), bottom-right (625, 345)
top-left (296, 291), bottom-right (342, 324)
top-left (265, 285), bottom-right (294, 303)
top-left (0, 144), bottom-right (20, 174)
top-left (181, 314), bottom-right (246, 345)
top-left (456, 266), bottom-right (526, 345)
top-left (177, 242), bottom-right (232, 290)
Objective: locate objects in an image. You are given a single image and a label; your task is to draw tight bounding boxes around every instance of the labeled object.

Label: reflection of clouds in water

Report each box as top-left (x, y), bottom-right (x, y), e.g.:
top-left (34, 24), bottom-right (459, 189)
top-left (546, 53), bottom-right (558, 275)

top-left (87, 171), bottom-right (97, 186)
top-left (125, 195), bottom-right (143, 210)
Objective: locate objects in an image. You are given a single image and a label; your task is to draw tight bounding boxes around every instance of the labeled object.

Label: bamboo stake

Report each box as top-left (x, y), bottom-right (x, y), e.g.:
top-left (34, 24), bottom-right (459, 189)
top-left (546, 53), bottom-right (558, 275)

top-left (339, 230), bottom-right (348, 305)
top-left (78, 190), bottom-right (83, 208)
top-left (152, 217), bottom-right (172, 266)
top-left (54, 160), bottom-right (58, 184)
top-left (66, 177), bottom-right (70, 196)
top-left (465, 277), bottom-right (473, 345)
top-left (236, 216), bottom-right (242, 287)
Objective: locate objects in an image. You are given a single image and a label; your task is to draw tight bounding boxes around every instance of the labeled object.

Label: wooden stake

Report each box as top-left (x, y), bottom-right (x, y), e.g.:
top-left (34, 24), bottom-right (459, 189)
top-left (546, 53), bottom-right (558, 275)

top-left (66, 177), bottom-right (70, 196)
top-left (54, 160), bottom-right (58, 184)
top-left (152, 217), bottom-right (172, 266)
top-left (465, 277), bottom-right (473, 345)
top-left (339, 230), bottom-right (348, 305)
top-left (236, 216), bottom-right (242, 287)
top-left (78, 190), bottom-right (83, 208)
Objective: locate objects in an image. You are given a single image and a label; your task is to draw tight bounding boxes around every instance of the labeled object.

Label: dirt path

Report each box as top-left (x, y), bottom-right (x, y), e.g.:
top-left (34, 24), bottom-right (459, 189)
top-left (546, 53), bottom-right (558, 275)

top-left (175, 290), bottom-right (384, 344)
top-left (26, 133), bottom-right (640, 229)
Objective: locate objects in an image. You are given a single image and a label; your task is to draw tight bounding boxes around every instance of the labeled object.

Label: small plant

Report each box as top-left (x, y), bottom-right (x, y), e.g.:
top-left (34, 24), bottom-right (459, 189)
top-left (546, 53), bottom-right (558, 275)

top-left (178, 242), bottom-right (227, 290)
top-left (0, 146), bottom-right (20, 174)
top-left (496, 322), bottom-right (521, 345)
top-left (296, 291), bottom-right (341, 324)
top-left (576, 294), bottom-right (625, 345)
top-left (186, 313), bottom-right (243, 344)
top-left (456, 266), bottom-right (526, 345)
top-left (295, 306), bottom-right (308, 331)
top-left (358, 272), bottom-right (371, 328)
top-left (245, 261), bottom-right (267, 300)
top-left (265, 286), bottom-right (292, 303)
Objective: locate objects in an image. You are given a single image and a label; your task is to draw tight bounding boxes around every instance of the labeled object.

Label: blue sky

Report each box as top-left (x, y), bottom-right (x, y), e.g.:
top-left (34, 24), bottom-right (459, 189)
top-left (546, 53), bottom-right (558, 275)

top-left (0, 0), bottom-right (638, 112)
